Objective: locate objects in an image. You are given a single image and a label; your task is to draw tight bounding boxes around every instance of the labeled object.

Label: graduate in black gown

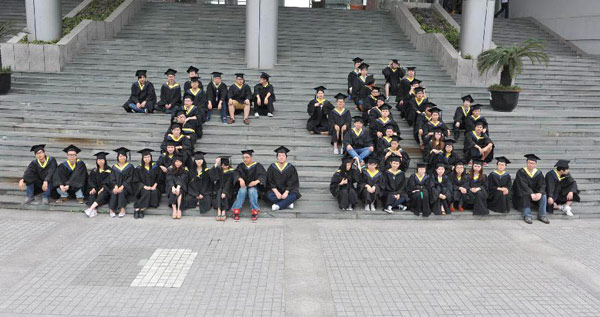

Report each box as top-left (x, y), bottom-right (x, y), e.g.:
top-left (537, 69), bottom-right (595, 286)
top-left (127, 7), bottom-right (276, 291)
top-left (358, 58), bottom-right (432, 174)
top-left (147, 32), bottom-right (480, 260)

top-left (84, 151), bottom-right (111, 217)
top-left (465, 160), bottom-right (489, 215)
top-left (123, 70), bottom-right (156, 113)
top-left (419, 107), bottom-right (450, 146)
top-left (463, 104), bottom-right (489, 136)
top-left (362, 86), bottom-right (381, 124)
top-left (359, 157), bottom-right (385, 211)
top-left (183, 66), bottom-right (203, 92)
top-left (396, 66), bottom-right (416, 111)
top-left (344, 116), bottom-right (374, 166)
top-left (423, 129), bottom-right (445, 168)
top-left (427, 137), bottom-right (459, 174)
top-left (427, 163), bottom-right (452, 215)
top-left (171, 108), bottom-right (202, 148)
top-left (253, 72), bottom-right (276, 117)
top-left (232, 149), bottom-right (267, 221)
top-left (367, 95), bottom-right (387, 126)
top-left (376, 127), bottom-right (397, 163)
top-left (406, 163), bottom-right (431, 217)
top-left (52, 144), bottom-right (87, 204)
top-left (351, 63), bottom-right (369, 106)
top-left (157, 141), bottom-right (176, 191)
top-left (328, 93), bottom-right (352, 155)
top-left (382, 136), bottom-right (411, 172)
top-left (227, 73), bottom-right (253, 125)
top-left (405, 87), bottom-right (428, 127)
top-left (487, 156), bottom-right (512, 213)
top-left (382, 156), bottom-right (408, 213)
top-left (166, 155), bottom-right (189, 219)
top-left (329, 155), bottom-right (360, 211)
top-left (19, 144), bottom-right (57, 205)
top-left (107, 147), bottom-right (135, 218)
top-left (382, 59), bottom-right (404, 100)
top-left (212, 156), bottom-right (236, 220)
top-left (464, 120), bottom-right (494, 164)
top-left (357, 75), bottom-right (376, 112)
top-left (161, 123), bottom-right (192, 168)
top-left (347, 57), bottom-right (363, 96)
top-left (184, 76), bottom-right (208, 123)
top-left (155, 68), bottom-right (182, 114)
top-left (546, 159), bottom-right (580, 216)
top-left (449, 160), bottom-right (470, 212)
top-left (452, 95), bottom-right (473, 141)
top-left (369, 104), bottom-right (400, 140)
top-left (133, 149), bottom-right (161, 218)
top-left (266, 146), bottom-right (301, 211)
top-left (206, 71), bottom-right (228, 123)
top-left (306, 86), bottom-right (334, 134)
top-left (185, 151), bottom-right (214, 215)
top-left (512, 154), bottom-right (549, 224)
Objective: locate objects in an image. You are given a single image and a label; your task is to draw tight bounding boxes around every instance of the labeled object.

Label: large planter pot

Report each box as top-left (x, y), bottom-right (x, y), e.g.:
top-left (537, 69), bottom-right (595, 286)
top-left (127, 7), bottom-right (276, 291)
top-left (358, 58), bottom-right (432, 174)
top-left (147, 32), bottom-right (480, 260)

top-left (0, 73), bottom-right (11, 94)
top-left (349, 4), bottom-right (364, 10)
top-left (489, 90), bottom-right (519, 112)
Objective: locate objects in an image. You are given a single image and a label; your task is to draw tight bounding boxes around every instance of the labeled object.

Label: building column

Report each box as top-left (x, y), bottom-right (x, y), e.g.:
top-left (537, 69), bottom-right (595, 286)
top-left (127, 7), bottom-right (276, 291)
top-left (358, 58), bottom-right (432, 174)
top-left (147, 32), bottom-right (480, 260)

top-left (246, 0), bottom-right (278, 69)
top-left (459, 0), bottom-right (495, 58)
top-left (25, 0), bottom-right (62, 42)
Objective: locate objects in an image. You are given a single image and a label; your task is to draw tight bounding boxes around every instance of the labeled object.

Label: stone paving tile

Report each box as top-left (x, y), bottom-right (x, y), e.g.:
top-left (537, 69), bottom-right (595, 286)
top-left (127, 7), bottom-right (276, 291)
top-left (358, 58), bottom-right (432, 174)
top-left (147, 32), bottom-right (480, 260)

top-left (319, 228), bottom-right (600, 316)
top-left (531, 228), bottom-right (600, 274)
top-left (0, 219), bottom-right (56, 259)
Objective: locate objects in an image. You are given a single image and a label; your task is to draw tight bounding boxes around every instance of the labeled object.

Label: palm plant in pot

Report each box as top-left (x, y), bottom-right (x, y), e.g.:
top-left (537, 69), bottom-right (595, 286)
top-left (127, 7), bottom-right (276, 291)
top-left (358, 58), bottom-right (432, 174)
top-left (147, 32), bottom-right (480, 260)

top-left (477, 39), bottom-right (549, 112)
top-left (0, 21), bottom-right (15, 94)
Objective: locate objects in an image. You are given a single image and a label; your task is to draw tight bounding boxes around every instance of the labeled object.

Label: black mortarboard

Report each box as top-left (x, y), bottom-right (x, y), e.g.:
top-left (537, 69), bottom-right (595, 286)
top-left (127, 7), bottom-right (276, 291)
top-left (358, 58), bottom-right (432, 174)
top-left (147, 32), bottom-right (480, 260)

top-left (495, 156), bottom-right (511, 164)
top-left (241, 149), bottom-right (254, 155)
top-left (555, 159), bottom-right (570, 169)
top-left (414, 87), bottom-right (425, 93)
top-left (314, 86), bottom-right (327, 92)
top-left (461, 95), bottom-right (474, 103)
top-left (165, 140), bottom-right (176, 147)
top-left (137, 148), bottom-right (154, 156)
top-left (352, 57), bottom-right (363, 63)
top-left (211, 71), bottom-right (222, 77)
top-left (190, 76), bottom-right (199, 82)
top-left (471, 104), bottom-right (482, 111)
top-left (352, 116), bottom-right (364, 123)
top-left (432, 126), bottom-right (444, 133)
top-left (453, 159), bottom-right (465, 165)
top-left (135, 70), bottom-right (147, 77)
top-left (429, 107), bottom-right (442, 114)
top-left (472, 159), bottom-right (484, 165)
top-left (358, 62), bottom-right (369, 70)
top-left (365, 75), bottom-right (375, 85)
top-left (444, 138), bottom-right (456, 145)
top-left (235, 73), bottom-right (245, 79)
top-left (390, 135), bottom-right (403, 142)
top-left (186, 66), bottom-right (199, 73)
top-left (407, 67), bottom-right (416, 71)
top-left (260, 72), bottom-right (270, 80)
top-left (412, 79), bottom-right (422, 85)
top-left (93, 151), bottom-right (109, 160)
top-left (367, 157), bottom-right (380, 164)
top-left (391, 59), bottom-right (399, 64)
top-left (424, 102), bottom-right (436, 109)
top-left (274, 146), bottom-right (290, 154)
top-left (62, 144), bottom-right (81, 154)
top-left (380, 104), bottom-right (391, 111)
top-left (384, 124), bottom-right (395, 131)
top-left (219, 156), bottom-right (231, 166)
top-left (193, 151), bottom-right (206, 160)
top-left (165, 68), bottom-right (177, 76)
top-left (377, 95), bottom-right (386, 101)
top-left (389, 155), bottom-right (401, 163)
top-left (114, 147), bottom-right (130, 155)
top-left (416, 162), bottom-right (427, 168)
top-left (334, 93), bottom-right (347, 100)
top-left (183, 94), bottom-right (193, 100)
top-left (30, 144), bottom-right (46, 153)
top-left (524, 154), bottom-right (541, 162)
top-left (341, 153), bottom-right (354, 164)
top-left (372, 86), bottom-right (381, 91)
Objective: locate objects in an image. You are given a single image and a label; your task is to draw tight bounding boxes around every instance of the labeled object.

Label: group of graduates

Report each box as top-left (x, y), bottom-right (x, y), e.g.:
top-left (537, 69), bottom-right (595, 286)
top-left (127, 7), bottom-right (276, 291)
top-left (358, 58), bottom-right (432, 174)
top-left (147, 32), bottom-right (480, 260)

top-left (316, 57), bottom-right (580, 223)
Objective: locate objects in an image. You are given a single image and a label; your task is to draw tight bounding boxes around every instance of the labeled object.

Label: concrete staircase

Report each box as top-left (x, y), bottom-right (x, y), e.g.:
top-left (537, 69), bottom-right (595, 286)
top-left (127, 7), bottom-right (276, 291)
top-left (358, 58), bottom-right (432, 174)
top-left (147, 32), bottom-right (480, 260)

top-left (0, 3), bottom-right (598, 219)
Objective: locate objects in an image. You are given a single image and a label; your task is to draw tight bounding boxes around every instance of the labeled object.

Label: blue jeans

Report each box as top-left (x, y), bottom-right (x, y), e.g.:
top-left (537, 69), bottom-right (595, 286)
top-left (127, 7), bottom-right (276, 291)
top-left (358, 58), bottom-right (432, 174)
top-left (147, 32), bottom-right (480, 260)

top-left (266, 191), bottom-right (298, 210)
top-left (232, 187), bottom-right (260, 210)
top-left (391, 196), bottom-right (406, 208)
top-left (26, 183), bottom-right (52, 199)
top-left (128, 102), bottom-right (146, 113)
top-left (347, 147), bottom-right (372, 162)
top-left (523, 194), bottom-right (547, 218)
top-left (57, 187), bottom-right (84, 199)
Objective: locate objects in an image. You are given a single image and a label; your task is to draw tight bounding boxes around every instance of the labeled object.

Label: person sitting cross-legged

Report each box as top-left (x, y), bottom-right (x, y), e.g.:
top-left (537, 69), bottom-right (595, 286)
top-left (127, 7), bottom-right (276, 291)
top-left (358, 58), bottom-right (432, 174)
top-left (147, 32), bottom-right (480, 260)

top-left (18, 144), bottom-right (57, 205)
top-left (512, 154), bottom-right (549, 224)
top-left (53, 144), bottom-right (87, 204)
top-left (266, 146), bottom-right (301, 211)
top-left (123, 70), bottom-right (156, 113)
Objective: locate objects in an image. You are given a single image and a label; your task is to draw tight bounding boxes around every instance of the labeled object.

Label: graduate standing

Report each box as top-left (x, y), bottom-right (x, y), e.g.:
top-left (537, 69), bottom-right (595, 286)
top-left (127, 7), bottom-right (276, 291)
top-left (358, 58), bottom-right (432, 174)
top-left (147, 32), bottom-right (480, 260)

top-left (512, 154), bottom-right (549, 224)
top-left (107, 147), bottom-right (135, 218)
top-left (19, 144), bottom-right (57, 205)
top-left (406, 163), bottom-right (431, 217)
top-left (206, 71), bottom-right (228, 123)
top-left (382, 156), bottom-right (408, 213)
top-left (155, 68), bottom-right (182, 114)
top-left (546, 160), bottom-right (580, 216)
top-left (328, 93), bottom-right (352, 155)
top-left (487, 156), bottom-right (512, 213)
top-left (227, 73), bottom-right (253, 125)
top-left (266, 146), bottom-right (301, 211)
top-left (306, 86), bottom-right (334, 135)
top-left (253, 72), bottom-right (276, 118)
top-left (133, 149), bottom-right (161, 218)
top-left (329, 155), bottom-right (360, 211)
top-left (84, 151), bottom-right (111, 218)
top-left (185, 151), bottom-right (214, 214)
top-left (123, 70), bottom-right (156, 113)
top-left (53, 144), bottom-right (87, 204)
top-left (382, 59), bottom-right (404, 101)
top-left (166, 155), bottom-right (189, 219)
top-left (232, 149), bottom-right (267, 221)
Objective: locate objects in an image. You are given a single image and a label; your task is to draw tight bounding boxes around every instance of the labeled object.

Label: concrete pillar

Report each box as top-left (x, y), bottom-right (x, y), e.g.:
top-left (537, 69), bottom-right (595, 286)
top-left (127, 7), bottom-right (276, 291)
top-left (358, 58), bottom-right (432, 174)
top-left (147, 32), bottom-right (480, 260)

top-left (459, 0), bottom-right (495, 58)
top-left (25, 0), bottom-right (62, 41)
top-left (246, 0), bottom-right (278, 69)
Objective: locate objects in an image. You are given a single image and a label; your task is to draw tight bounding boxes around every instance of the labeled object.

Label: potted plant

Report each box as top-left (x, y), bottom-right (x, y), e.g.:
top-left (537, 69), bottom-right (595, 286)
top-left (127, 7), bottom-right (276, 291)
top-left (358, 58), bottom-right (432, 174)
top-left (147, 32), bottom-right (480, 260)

top-left (0, 21), bottom-right (14, 94)
top-left (477, 39), bottom-right (549, 112)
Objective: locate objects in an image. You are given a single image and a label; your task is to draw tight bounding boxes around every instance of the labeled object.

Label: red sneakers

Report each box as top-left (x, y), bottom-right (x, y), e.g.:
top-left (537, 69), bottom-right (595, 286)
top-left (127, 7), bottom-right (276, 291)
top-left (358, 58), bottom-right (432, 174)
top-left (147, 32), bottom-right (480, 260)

top-left (251, 209), bottom-right (259, 221)
top-left (232, 209), bottom-right (241, 221)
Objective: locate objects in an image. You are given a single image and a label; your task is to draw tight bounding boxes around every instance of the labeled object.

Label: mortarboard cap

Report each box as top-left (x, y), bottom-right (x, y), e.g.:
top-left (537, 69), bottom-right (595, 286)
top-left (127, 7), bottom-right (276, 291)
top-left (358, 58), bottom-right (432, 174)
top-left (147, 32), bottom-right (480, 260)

top-left (524, 154), bottom-right (541, 161)
top-left (30, 144), bottom-right (46, 153)
top-left (416, 162), bottom-right (427, 168)
top-left (388, 155), bottom-right (401, 163)
top-left (334, 93), bottom-right (347, 100)
top-left (114, 147), bottom-right (130, 155)
top-left (190, 76), bottom-right (199, 82)
top-left (235, 73), bottom-right (245, 79)
top-left (444, 138), bottom-right (456, 145)
top-left (165, 68), bottom-right (177, 76)
top-left (274, 146), bottom-right (290, 154)
top-left (173, 154), bottom-right (184, 162)
top-left (135, 70), bottom-right (147, 77)
top-left (314, 86), bottom-right (327, 92)
top-left (471, 104), bottom-right (482, 111)
top-left (341, 153), bottom-right (354, 164)
top-left (380, 104), bottom-right (391, 111)
top-left (137, 148), bottom-right (154, 156)
top-left (260, 72), bottom-right (270, 80)
top-left (183, 93), bottom-right (193, 100)
top-left (472, 159), bottom-right (484, 165)
top-left (165, 140), bottom-right (176, 147)
top-left (352, 116), bottom-right (364, 123)
top-left (93, 151), bottom-right (109, 160)
top-left (495, 156), bottom-right (511, 164)
top-left (461, 95), bottom-right (474, 103)
top-left (174, 110), bottom-right (186, 117)
top-left (474, 119), bottom-right (486, 127)
top-left (411, 79), bottom-right (422, 85)
top-left (453, 159), bottom-right (465, 165)
top-left (171, 123), bottom-right (183, 130)
top-left (435, 162), bottom-right (446, 169)
top-left (352, 57), bottom-right (363, 63)
top-left (211, 71), bottom-right (223, 77)
top-left (377, 95), bottom-right (386, 101)
top-left (429, 106), bottom-right (442, 113)
top-left (219, 156), bottom-right (231, 166)
top-left (407, 67), bottom-right (416, 71)
top-left (365, 75), bottom-right (375, 85)
top-left (372, 86), bottom-right (381, 91)
top-left (414, 87), bottom-right (425, 93)
top-left (193, 151), bottom-right (206, 160)
top-left (241, 149), bottom-right (254, 156)
top-left (390, 135), bottom-right (403, 142)
top-left (186, 66), bottom-right (199, 73)
top-left (555, 159), bottom-right (570, 169)
top-left (358, 62), bottom-right (369, 70)
top-left (391, 59), bottom-right (399, 64)
top-left (62, 144), bottom-right (81, 154)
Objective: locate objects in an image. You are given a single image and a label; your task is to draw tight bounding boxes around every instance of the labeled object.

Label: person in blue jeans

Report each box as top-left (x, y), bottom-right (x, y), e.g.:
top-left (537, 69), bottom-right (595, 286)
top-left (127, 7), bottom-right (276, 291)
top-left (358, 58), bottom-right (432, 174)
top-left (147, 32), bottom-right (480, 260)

top-left (53, 144), bottom-right (88, 204)
top-left (18, 144), bottom-right (57, 205)
top-left (344, 116), bottom-right (374, 167)
top-left (512, 154), bottom-right (549, 224)
top-left (232, 149), bottom-right (267, 221)
top-left (122, 70), bottom-right (157, 113)
top-left (266, 146), bottom-right (302, 211)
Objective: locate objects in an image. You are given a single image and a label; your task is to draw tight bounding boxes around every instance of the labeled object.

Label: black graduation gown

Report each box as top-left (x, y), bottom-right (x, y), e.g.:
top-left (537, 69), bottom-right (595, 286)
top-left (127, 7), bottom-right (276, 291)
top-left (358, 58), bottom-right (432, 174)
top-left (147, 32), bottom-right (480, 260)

top-left (234, 162), bottom-right (267, 195)
top-left (426, 174), bottom-right (452, 215)
top-left (453, 106), bottom-right (471, 132)
top-left (227, 83), bottom-right (253, 103)
top-left (351, 76), bottom-right (367, 104)
top-left (382, 148), bottom-right (411, 172)
top-left (253, 83), bottom-right (276, 115)
top-left (347, 70), bottom-right (359, 95)
top-left (23, 157), bottom-right (57, 193)
top-left (328, 108), bottom-right (352, 144)
top-left (367, 105), bottom-right (382, 126)
top-left (382, 66), bottom-right (404, 96)
top-left (375, 137), bottom-right (394, 162)
top-left (184, 80), bottom-right (204, 92)
top-left (329, 168), bottom-right (360, 209)
top-left (464, 115), bottom-right (489, 135)
top-left (166, 167), bottom-right (189, 208)
top-left (156, 154), bottom-right (174, 191)
top-left (160, 134), bottom-right (192, 164)
top-left (212, 166), bottom-right (236, 211)
top-left (307, 98), bottom-right (333, 133)
top-left (383, 169), bottom-right (406, 207)
top-left (166, 105), bottom-right (202, 142)
top-left (406, 97), bottom-right (428, 127)
top-left (107, 163), bottom-right (135, 210)
top-left (512, 168), bottom-right (546, 211)
top-left (358, 85), bottom-right (373, 109)
top-left (358, 169), bottom-right (384, 205)
top-left (463, 131), bottom-right (494, 163)
top-left (466, 174), bottom-right (489, 215)
top-left (449, 172), bottom-right (470, 207)
top-left (406, 174), bottom-right (431, 216)
top-left (343, 128), bottom-right (373, 150)
top-left (87, 167), bottom-right (111, 207)
top-left (156, 82), bottom-right (182, 113)
top-left (266, 162), bottom-right (302, 199)
top-left (396, 77), bottom-right (416, 104)
top-left (133, 163), bottom-right (162, 209)
top-left (421, 121), bottom-right (450, 144)
top-left (185, 88), bottom-right (208, 122)
top-left (185, 167), bottom-right (214, 213)
top-left (53, 159), bottom-right (88, 195)
top-left (369, 117), bottom-right (400, 140)
top-left (545, 170), bottom-right (580, 205)
top-left (487, 170), bottom-right (512, 213)
top-left (206, 81), bottom-right (228, 109)
top-left (123, 81), bottom-right (156, 112)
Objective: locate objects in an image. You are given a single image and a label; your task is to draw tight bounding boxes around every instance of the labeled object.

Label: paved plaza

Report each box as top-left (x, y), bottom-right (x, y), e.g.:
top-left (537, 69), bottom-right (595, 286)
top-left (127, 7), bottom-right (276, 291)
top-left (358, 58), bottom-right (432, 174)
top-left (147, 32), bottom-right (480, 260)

top-left (1, 210), bottom-right (600, 316)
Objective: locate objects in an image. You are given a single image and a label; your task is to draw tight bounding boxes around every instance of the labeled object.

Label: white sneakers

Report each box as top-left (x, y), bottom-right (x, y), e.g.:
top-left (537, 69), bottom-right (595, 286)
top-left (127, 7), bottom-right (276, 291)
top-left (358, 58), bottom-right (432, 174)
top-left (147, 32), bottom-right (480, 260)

top-left (385, 206), bottom-right (394, 214)
top-left (267, 113), bottom-right (274, 117)
top-left (289, 203), bottom-right (294, 209)
top-left (272, 204), bottom-right (280, 211)
top-left (560, 205), bottom-right (574, 216)
top-left (333, 148), bottom-right (339, 155)
top-left (254, 112), bottom-right (260, 118)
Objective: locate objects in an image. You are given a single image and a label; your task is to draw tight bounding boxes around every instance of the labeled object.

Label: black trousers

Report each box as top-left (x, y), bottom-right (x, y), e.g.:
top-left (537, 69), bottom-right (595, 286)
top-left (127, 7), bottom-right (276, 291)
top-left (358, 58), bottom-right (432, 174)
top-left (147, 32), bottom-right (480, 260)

top-left (495, 3), bottom-right (509, 18)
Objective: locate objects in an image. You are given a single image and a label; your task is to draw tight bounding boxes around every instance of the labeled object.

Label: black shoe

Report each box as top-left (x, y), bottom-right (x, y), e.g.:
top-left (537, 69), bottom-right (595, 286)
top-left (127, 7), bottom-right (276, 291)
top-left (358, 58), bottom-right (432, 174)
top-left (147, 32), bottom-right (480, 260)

top-left (123, 104), bottom-right (133, 113)
top-left (538, 216), bottom-right (550, 224)
top-left (139, 211), bottom-right (144, 219)
top-left (133, 211), bottom-right (139, 219)
top-left (524, 217), bottom-right (533, 224)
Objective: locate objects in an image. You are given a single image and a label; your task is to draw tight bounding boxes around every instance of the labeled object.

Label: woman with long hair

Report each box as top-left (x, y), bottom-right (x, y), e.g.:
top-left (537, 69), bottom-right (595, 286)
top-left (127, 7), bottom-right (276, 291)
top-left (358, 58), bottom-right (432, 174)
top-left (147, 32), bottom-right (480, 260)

top-left (329, 155), bottom-right (360, 211)
top-left (133, 149), bottom-right (161, 219)
top-left (166, 155), bottom-right (189, 219)
top-left (466, 159), bottom-right (489, 215)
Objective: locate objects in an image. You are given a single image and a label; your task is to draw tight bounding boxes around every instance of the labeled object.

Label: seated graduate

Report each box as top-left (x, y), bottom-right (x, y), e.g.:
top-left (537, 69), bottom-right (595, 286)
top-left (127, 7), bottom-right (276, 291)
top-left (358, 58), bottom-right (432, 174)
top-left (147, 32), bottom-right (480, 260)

top-left (358, 75), bottom-right (376, 112)
top-left (344, 116), bottom-right (374, 166)
top-left (133, 148), bottom-right (161, 219)
top-left (487, 156), bottom-right (512, 214)
top-left (441, 138), bottom-right (460, 174)
top-left (185, 151), bottom-right (214, 215)
top-left (361, 86), bottom-right (382, 123)
top-left (395, 66), bottom-right (417, 112)
top-left (423, 128), bottom-right (445, 167)
top-left (369, 104), bottom-right (400, 140)
top-left (367, 95), bottom-right (387, 126)
top-left (382, 135), bottom-right (410, 172)
top-left (382, 155), bottom-right (408, 214)
top-left (512, 154), bottom-right (549, 224)
top-left (155, 68), bottom-right (181, 114)
top-left (465, 159), bottom-right (489, 215)
top-left (449, 159), bottom-right (469, 212)
top-left (359, 157), bottom-right (384, 211)
top-left (406, 162), bottom-right (431, 217)
top-left (123, 70), bottom-right (156, 113)
top-left (108, 147), bottom-right (135, 218)
top-left (419, 106), bottom-right (450, 147)
top-left (171, 108), bottom-right (202, 146)
top-left (382, 59), bottom-right (404, 101)
top-left (464, 120), bottom-right (494, 164)
top-left (19, 144), bottom-right (57, 205)
top-left (546, 159), bottom-right (580, 217)
top-left (347, 57), bottom-right (363, 97)
top-left (157, 141), bottom-right (176, 176)
top-left (351, 62), bottom-right (369, 107)
top-left (306, 86), bottom-right (334, 135)
top-left (376, 125), bottom-right (397, 163)
top-left (232, 149), bottom-right (267, 221)
top-left (212, 156), bottom-right (236, 221)
top-left (184, 76), bottom-right (208, 123)
top-left (53, 144), bottom-right (87, 204)
top-left (84, 151), bottom-right (111, 218)
top-left (253, 72), bottom-right (276, 118)
top-left (328, 93), bottom-right (352, 155)
top-left (427, 162), bottom-right (452, 215)
top-left (206, 71), bottom-right (228, 123)
top-left (161, 123), bottom-right (192, 168)
top-left (405, 87), bottom-right (428, 127)
top-left (183, 65), bottom-right (203, 92)
top-left (227, 73), bottom-right (253, 125)
top-left (166, 154), bottom-right (189, 220)
top-left (266, 146), bottom-right (301, 211)
top-left (452, 95), bottom-right (473, 141)
top-left (330, 155), bottom-right (360, 211)
top-left (463, 104), bottom-right (489, 136)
